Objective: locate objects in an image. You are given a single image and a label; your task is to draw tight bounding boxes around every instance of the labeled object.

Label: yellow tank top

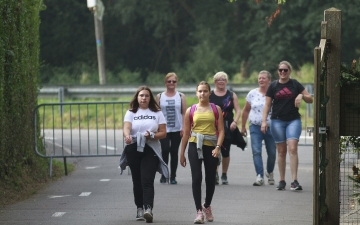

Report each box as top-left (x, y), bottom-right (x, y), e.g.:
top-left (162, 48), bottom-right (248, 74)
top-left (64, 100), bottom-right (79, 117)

top-left (189, 111), bottom-right (217, 146)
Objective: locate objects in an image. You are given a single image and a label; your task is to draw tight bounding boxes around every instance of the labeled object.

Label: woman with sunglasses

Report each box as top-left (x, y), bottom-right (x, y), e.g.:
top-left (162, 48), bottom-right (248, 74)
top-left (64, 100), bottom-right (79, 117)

top-left (120, 86), bottom-right (169, 223)
top-left (209, 71), bottom-right (242, 185)
top-left (261, 61), bottom-right (313, 191)
top-left (180, 81), bottom-right (224, 223)
top-left (156, 73), bottom-right (187, 185)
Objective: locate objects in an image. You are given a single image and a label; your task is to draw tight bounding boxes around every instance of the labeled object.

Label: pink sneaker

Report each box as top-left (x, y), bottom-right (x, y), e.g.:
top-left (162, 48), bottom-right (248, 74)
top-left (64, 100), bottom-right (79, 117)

top-left (194, 209), bottom-right (204, 224)
top-left (202, 203), bottom-right (214, 222)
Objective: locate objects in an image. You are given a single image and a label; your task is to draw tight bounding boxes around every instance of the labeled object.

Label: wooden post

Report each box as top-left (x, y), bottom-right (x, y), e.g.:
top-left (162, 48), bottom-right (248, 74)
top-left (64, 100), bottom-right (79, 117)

top-left (313, 46), bottom-right (321, 225)
top-left (324, 8), bottom-right (341, 225)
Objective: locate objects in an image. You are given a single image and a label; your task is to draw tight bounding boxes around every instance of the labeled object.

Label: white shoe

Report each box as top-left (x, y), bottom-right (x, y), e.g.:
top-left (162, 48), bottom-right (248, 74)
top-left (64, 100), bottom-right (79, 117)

top-left (265, 171), bottom-right (275, 185)
top-left (253, 174), bottom-right (264, 186)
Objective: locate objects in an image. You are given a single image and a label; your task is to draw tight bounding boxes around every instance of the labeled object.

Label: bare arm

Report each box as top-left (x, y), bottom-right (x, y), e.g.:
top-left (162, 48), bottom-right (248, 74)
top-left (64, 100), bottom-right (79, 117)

top-left (260, 96), bottom-right (272, 134)
top-left (180, 93), bottom-right (187, 137)
top-left (241, 101), bottom-right (251, 136)
top-left (180, 108), bottom-right (191, 167)
top-left (155, 93), bottom-right (161, 106)
top-left (123, 121), bottom-right (132, 144)
top-left (230, 92), bottom-right (241, 131)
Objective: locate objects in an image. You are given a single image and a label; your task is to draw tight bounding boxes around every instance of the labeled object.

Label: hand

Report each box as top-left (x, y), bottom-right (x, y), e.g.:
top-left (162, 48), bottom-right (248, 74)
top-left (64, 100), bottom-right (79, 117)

top-left (144, 130), bottom-right (150, 139)
top-left (240, 127), bottom-right (247, 136)
top-left (295, 94), bottom-right (303, 108)
top-left (180, 154), bottom-right (187, 167)
top-left (124, 135), bottom-right (132, 144)
top-left (212, 147), bottom-right (220, 158)
top-left (261, 122), bottom-right (268, 134)
top-left (230, 121), bottom-right (237, 131)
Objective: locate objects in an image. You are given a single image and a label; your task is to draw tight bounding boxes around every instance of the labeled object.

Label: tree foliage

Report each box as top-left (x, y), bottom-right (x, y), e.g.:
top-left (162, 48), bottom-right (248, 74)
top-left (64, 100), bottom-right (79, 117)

top-left (0, 0), bottom-right (48, 185)
top-left (39, 0), bottom-right (360, 84)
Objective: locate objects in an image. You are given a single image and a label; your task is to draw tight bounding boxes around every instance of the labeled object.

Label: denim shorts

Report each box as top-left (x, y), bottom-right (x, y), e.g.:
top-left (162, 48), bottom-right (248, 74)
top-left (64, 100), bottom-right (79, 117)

top-left (270, 118), bottom-right (302, 143)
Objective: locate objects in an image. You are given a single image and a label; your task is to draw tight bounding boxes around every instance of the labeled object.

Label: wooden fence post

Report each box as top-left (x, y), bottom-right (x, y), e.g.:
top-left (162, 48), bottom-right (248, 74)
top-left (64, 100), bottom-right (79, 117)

top-left (324, 8), bottom-right (341, 225)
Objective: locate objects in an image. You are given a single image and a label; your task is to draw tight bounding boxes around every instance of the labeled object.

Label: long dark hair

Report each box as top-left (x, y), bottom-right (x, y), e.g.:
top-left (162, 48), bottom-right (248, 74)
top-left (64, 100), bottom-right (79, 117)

top-left (129, 86), bottom-right (161, 113)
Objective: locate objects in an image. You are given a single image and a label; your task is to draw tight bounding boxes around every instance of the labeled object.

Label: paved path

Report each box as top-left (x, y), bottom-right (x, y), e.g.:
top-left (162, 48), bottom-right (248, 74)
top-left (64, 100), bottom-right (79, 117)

top-left (0, 140), bottom-right (313, 225)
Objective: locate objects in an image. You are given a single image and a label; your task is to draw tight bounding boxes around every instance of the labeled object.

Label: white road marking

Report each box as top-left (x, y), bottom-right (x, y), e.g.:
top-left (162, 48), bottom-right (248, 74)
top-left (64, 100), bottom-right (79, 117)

top-left (45, 140), bottom-right (72, 155)
top-left (100, 145), bottom-right (117, 150)
top-left (100, 179), bottom-right (110, 182)
top-left (86, 166), bottom-right (99, 169)
top-left (52, 212), bottom-right (66, 217)
top-left (48, 195), bottom-right (71, 199)
top-left (79, 192), bottom-right (91, 196)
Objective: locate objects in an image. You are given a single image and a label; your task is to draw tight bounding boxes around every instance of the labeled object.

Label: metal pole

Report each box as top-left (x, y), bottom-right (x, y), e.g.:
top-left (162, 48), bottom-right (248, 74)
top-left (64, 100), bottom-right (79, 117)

top-left (94, 14), bottom-right (106, 85)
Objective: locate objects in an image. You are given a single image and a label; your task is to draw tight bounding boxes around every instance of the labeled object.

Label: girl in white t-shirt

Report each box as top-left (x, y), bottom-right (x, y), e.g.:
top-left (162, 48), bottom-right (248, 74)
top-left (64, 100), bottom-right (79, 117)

top-left (121, 86), bottom-right (168, 223)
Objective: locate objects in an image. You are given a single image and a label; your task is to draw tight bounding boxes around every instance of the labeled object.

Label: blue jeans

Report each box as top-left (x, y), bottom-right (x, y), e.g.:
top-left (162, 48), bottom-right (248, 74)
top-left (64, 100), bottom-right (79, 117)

top-left (250, 124), bottom-right (276, 177)
top-left (270, 118), bottom-right (302, 143)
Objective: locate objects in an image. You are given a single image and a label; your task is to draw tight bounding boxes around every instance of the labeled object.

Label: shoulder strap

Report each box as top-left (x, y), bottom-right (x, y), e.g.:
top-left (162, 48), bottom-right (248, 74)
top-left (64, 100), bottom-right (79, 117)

top-left (189, 104), bottom-right (197, 128)
top-left (190, 103), bottom-right (219, 137)
top-left (210, 103), bottom-right (219, 129)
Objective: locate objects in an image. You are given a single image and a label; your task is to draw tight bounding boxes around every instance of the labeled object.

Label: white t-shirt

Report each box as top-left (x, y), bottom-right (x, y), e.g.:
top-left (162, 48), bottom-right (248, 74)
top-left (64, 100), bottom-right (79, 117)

top-left (245, 88), bottom-right (271, 126)
top-left (124, 108), bottom-right (166, 136)
top-left (159, 91), bottom-right (182, 132)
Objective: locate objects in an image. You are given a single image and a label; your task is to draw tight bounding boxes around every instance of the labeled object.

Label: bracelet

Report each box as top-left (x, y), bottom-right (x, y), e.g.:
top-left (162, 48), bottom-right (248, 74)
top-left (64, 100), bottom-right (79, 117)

top-left (215, 145), bottom-right (221, 149)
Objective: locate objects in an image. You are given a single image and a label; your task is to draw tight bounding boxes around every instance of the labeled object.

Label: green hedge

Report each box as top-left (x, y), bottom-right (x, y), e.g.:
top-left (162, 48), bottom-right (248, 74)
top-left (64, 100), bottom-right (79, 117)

top-left (0, 0), bottom-right (47, 184)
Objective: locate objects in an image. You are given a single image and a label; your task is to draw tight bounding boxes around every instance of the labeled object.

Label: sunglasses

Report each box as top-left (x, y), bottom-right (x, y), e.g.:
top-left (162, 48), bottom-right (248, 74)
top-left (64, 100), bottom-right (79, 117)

top-left (167, 80), bottom-right (177, 84)
top-left (278, 69), bottom-right (289, 73)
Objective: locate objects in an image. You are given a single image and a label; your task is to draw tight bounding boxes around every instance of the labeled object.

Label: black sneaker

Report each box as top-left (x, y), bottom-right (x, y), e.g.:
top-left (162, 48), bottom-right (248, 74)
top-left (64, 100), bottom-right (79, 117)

top-left (170, 178), bottom-right (177, 184)
top-left (144, 205), bottom-right (153, 223)
top-left (215, 172), bottom-right (219, 185)
top-left (290, 180), bottom-right (303, 191)
top-left (276, 180), bottom-right (286, 190)
top-left (221, 174), bottom-right (228, 185)
top-left (136, 208), bottom-right (145, 221)
top-left (159, 176), bottom-right (166, 184)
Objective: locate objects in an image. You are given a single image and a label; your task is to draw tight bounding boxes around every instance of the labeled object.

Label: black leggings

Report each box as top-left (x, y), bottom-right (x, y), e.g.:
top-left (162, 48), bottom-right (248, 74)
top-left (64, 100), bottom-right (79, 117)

top-left (221, 137), bottom-right (231, 158)
top-left (188, 142), bottom-right (219, 211)
top-left (160, 131), bottom-right (181, 179)
top-left (125, 143), bottom-right (159, 209)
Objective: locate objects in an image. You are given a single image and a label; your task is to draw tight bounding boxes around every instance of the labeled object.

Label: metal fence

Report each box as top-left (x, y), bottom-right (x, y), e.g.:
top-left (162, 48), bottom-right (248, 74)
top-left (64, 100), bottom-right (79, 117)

top-left (34, 101), bottom-right (129, 176)
top-left (34, 99), bottom-right (314, 176)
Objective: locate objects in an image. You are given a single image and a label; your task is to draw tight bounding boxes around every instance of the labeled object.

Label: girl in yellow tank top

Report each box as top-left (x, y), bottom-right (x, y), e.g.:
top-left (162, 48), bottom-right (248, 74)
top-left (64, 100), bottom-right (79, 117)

top-left (179, 81), bottom-right (224, 224)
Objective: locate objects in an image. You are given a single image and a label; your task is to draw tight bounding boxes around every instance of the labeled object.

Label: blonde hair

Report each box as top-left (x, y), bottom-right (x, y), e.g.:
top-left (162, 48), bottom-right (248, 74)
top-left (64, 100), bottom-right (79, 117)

top-left (278, 61), bottom-right (293, 71)
top-left (164, 72), bottom-right (178, 83)
top-left (259, 70), bottom-right (272, 80)
top-left (213, 71), bottom-right (228, 82)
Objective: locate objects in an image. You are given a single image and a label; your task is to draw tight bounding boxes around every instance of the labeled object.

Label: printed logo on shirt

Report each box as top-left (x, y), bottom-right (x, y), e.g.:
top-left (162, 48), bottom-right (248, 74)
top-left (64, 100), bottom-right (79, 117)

top-left (275, 87), bottom-right (293, 99)
top-left (166, 100), bottom-right (176, 127)
top-left (133, 115), bottom-right (156, 120)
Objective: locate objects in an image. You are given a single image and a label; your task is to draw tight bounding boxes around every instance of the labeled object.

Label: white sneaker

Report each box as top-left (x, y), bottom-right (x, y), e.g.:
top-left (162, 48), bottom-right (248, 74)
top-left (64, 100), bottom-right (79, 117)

top-left (253, 174), bottom-right (264, 186)
top-left (265, 171), bottom-right (275, 185)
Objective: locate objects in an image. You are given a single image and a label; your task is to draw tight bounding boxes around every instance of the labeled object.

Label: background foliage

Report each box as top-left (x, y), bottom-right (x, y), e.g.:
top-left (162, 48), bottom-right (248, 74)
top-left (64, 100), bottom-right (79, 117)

top-left (0, 0), bottom-right (48, 195)
top-left (39, 0), bottom-right (360, 85)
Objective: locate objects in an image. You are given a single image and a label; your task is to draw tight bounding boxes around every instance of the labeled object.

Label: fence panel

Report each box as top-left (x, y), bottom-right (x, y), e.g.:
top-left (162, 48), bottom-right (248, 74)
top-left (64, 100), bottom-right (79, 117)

top-left (34, 101), bottom-right (129, 175)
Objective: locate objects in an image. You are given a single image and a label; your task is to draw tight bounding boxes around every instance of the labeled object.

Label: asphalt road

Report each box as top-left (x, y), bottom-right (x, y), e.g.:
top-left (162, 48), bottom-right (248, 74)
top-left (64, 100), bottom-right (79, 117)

top-left (0, 136), bottom-right (313, 225)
